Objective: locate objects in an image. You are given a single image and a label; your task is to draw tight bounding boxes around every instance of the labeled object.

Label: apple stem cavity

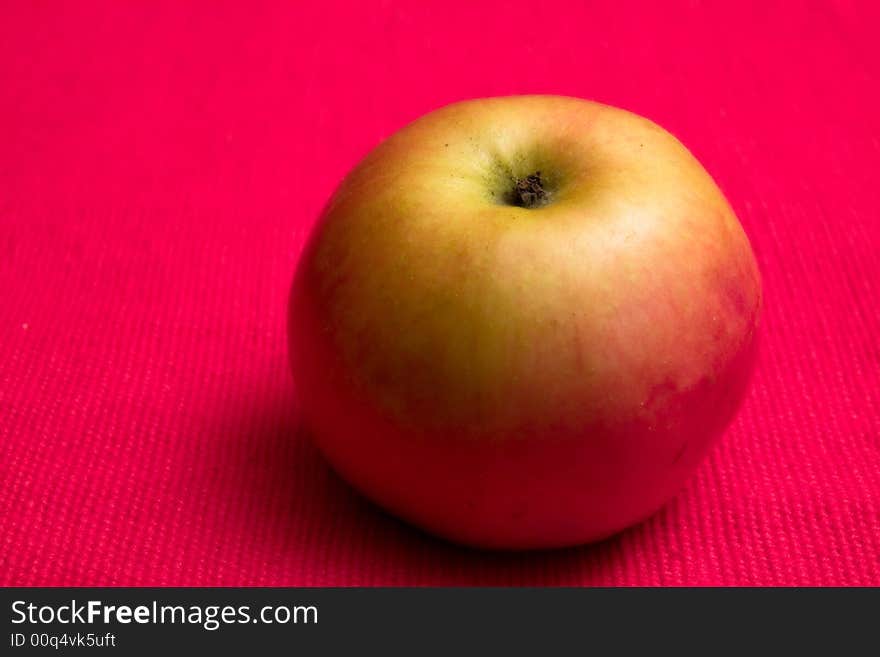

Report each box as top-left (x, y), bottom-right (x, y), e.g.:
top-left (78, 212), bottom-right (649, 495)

top-left (511, 171), bottom-right (547, 208)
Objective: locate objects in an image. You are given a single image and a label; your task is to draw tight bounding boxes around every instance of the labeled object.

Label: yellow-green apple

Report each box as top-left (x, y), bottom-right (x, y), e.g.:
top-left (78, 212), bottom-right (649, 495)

top-left (288, 96), bottom-right (761, 549)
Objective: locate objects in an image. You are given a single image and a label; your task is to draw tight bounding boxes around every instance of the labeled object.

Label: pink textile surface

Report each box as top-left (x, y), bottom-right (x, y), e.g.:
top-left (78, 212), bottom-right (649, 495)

top-left (1, 1), bottom-right (878, 586)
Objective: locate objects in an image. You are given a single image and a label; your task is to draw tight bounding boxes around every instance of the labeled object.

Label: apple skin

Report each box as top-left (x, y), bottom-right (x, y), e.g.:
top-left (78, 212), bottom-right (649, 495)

top-left (288, 96), bottom-right (761, 549)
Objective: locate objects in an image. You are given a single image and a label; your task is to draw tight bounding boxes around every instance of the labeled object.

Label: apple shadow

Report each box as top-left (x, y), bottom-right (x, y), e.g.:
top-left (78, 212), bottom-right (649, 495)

top-left (191, 374), bottom-right (674, 586)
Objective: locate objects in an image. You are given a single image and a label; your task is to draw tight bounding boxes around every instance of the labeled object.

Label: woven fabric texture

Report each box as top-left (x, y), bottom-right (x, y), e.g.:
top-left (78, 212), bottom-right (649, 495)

top-left (1, 1), bottom-right (878, 586)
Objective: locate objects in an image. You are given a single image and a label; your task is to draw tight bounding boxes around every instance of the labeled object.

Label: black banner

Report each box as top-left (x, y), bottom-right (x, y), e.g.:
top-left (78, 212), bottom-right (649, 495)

top-left (1, 588), bottom-right (875, 654)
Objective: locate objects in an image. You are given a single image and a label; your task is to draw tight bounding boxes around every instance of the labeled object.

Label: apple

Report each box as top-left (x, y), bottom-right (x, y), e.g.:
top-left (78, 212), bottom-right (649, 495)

top-left (288, 96), bottom-right (761, 549)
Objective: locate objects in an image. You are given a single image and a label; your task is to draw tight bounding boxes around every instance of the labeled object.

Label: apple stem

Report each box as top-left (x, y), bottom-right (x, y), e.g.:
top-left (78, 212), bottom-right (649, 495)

top-left (512, 171), bottom-right (547, 208)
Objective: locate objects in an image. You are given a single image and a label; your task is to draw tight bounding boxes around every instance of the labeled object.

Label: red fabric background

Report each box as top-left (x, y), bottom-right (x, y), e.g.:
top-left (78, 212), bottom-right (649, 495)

top-left (2, 1), bottom-right (878, 586)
